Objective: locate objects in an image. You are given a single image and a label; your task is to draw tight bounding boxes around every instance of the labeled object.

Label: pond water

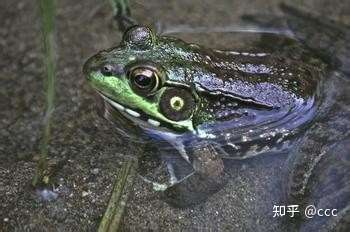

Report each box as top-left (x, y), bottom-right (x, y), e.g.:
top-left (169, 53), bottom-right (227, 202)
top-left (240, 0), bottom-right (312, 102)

top-left (0, 0), bottom-right (349, 231)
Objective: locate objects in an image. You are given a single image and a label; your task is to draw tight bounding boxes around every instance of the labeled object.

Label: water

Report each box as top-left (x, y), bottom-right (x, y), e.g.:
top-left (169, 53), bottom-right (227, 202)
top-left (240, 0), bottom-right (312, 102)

top-left (1, 0), bottom-right (349, 231)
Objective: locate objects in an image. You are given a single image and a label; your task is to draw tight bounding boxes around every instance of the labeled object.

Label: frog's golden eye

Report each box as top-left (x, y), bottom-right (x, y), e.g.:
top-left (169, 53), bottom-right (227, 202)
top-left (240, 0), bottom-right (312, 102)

top-left (128, 67), bottom-right (160, 95)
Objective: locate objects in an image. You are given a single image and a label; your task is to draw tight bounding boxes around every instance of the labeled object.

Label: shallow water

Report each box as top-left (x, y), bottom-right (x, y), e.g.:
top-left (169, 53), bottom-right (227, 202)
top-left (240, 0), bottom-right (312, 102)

top-left (0, 0), bottom-right (349, 231)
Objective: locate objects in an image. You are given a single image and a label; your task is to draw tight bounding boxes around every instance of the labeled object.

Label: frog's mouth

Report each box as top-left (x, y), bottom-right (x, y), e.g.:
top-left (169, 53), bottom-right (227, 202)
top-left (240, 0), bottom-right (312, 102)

top-left (97, 92), bottom-right (182, 133)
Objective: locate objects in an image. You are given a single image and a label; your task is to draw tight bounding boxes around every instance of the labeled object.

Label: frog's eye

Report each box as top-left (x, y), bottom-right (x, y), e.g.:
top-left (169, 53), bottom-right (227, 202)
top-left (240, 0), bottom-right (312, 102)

top-left (128, 67), bottom-right (160, 95)
top-left (160, 88), bottom-right (196, 121)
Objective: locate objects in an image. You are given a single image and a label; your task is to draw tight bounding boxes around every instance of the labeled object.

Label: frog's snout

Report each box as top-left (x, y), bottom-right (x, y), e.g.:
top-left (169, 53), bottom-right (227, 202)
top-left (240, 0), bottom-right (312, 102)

top-left (83, 52), bottom-right (106, 77)
top-left (83, 52), bottom-right (125, 80)
top-left (83, 55), bottom-right (96, 78)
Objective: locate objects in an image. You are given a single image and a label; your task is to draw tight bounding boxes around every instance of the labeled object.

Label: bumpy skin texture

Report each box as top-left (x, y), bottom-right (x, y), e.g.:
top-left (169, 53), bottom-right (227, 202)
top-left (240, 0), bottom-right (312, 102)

top-left (83, 25), bottom-right (322, 134)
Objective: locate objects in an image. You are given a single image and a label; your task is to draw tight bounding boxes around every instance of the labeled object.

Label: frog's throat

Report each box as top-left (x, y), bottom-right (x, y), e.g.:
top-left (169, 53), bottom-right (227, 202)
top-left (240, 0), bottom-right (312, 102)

top-left (98, 93), bottom-right (195, 132)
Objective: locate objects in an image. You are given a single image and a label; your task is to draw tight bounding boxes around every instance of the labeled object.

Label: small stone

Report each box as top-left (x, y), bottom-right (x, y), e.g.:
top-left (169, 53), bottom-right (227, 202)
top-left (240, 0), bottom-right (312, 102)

top-left (91, 168), bottom-right (99, 175)
top-left (82, 191), bottom-right (90, 197)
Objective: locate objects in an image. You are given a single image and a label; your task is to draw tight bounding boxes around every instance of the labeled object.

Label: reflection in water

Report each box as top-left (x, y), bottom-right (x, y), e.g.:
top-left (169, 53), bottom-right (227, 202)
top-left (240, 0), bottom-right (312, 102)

top-left (160, 24), bottom-right (293, 37)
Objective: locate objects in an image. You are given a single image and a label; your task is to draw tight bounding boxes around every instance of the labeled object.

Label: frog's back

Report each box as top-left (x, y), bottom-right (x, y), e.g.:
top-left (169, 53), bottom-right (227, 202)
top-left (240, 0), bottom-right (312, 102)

top-left (155, 33), bottom-right (325, 111)
top-left (193, 47), bottom-right (323, 109)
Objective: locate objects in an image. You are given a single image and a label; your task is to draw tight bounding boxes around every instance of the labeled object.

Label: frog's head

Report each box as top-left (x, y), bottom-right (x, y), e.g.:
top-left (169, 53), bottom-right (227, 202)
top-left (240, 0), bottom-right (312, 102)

top-left (83, 25), bottom-right (205, 133)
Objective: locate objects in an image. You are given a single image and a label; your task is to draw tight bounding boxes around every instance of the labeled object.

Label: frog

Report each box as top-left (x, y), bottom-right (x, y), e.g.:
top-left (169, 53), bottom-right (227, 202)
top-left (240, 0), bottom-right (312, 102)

top-left (83, 18), bottom-right (325, 206)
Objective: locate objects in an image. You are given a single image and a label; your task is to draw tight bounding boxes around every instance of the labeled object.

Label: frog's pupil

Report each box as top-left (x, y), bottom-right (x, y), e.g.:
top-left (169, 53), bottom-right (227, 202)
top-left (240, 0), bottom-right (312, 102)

top-left (135, 74), bottom-right (151, 88)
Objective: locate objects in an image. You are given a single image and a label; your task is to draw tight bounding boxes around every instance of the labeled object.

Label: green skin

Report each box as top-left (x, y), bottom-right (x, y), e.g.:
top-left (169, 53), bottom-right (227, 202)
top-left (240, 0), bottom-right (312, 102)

top-left (83, 25), bottom-right (321, 135)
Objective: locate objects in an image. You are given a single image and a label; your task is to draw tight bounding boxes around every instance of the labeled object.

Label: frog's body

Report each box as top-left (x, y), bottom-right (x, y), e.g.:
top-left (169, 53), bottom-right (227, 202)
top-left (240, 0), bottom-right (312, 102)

top-left (83, 24), bottom-right (324, 195)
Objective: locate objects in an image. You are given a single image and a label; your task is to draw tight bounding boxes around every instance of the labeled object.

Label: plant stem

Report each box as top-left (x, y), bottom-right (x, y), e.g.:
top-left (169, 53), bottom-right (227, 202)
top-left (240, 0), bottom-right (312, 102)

top-left (98, 159), bottom-right (137, 232)
top-left (33, 0), bottom-right (56, 187)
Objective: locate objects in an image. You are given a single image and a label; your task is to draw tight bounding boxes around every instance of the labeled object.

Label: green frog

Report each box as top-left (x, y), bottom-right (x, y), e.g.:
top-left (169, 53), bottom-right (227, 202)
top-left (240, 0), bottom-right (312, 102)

top-left (83, 21), bottom-right (324, 203)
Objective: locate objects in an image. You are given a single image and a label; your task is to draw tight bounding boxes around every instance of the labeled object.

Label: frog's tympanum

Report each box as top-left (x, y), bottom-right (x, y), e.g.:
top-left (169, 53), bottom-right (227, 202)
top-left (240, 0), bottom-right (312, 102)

top-left (83, 25), bottom-right (323, 205)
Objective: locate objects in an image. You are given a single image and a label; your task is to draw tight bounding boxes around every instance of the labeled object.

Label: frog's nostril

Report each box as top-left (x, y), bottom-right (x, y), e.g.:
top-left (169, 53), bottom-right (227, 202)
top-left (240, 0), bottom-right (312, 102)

top-left (83, 56), bottom-right (96, 76)
top-left (100, 64), bottom-right (124, 77)
top-left (101, 64), bottom-right (114, 76)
